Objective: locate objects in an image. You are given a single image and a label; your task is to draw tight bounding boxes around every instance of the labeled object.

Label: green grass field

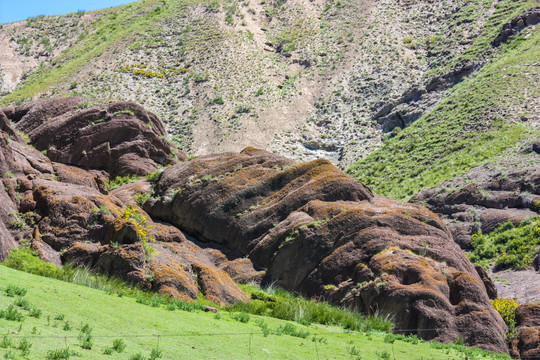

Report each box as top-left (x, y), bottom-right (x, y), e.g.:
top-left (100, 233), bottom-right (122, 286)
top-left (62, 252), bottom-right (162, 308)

top-left (0, 265), bottom-right (510, 359)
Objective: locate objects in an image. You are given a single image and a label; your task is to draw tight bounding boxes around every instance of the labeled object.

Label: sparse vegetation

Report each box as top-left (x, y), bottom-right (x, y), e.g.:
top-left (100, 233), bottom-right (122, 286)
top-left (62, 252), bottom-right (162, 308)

top-left (106, 175), bottom-right (140, 190)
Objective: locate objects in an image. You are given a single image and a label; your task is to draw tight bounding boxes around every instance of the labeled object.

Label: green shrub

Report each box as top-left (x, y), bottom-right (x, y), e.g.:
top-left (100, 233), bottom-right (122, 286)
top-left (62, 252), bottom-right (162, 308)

top-left (18, 338), bottom-right (32, 356)
top-left (106, 175), bottom-right (140, 190)
top-left (230, 312), bottom-right (250, 323)
top-left (0, 304), bottom-right (25, 321)
top-left (78, 323), bottom-right (93, 349)
top-left (112, 338), bottom-right (126, 353)
top-left (4, 284), bottom-right (27, 297)
top-left (46, 348), bottom-right (71, 360)
top-left (14, 296), bottom-right (31, 310)
top-left (29, 306), bottom-right (42, 318)
top-left (145, 169), bottom-right (163, 183)
top-left (275, 323), bottom-right (310, 338)
top-left (134, 192), bottom-right (150, 206)
top-left (0, 335), bottom-right (14, 348)
top-left (149, 348), bottom-right (163, 359)
top-left (469, 217), bottom-right (540, 270)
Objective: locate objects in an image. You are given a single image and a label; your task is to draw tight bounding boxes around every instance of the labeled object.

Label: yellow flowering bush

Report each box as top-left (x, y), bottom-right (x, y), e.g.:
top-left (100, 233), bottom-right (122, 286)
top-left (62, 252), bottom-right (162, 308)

top-left (120, 206), bottom-right (157, 259)
top-left (490, 298), bottom-right (519, 330)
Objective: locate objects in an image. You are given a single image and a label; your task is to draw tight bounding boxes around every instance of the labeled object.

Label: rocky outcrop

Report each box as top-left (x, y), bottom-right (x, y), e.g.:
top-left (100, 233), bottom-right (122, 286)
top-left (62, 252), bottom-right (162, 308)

top-left (493, 7), bottom-right (540, 46)
top-left (4, 97), bottom-right (185, 178)
top-left (411, 156), bottom-right (540, 250)
top-left (146, 147), bottom-right (508, 352)
top-left (512, 304), bottom-right (540, 359)
top-left (0, 98), bottom-right (510, 352)
top-left (0, 99), bottom-right (248, 305)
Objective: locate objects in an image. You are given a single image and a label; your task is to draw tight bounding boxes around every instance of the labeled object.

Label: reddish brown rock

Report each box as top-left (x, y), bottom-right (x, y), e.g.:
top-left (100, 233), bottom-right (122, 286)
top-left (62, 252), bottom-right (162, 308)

top-left (149, 258), bottom-right (199, 301)
top-left (146, 148), bottom-right (508, 352)
top-left (514, 304), bottom-right (540, 359)
top-left (193, 263), bottom-right (250, 306)
top-left (2, 98), bottom-right (185, 177)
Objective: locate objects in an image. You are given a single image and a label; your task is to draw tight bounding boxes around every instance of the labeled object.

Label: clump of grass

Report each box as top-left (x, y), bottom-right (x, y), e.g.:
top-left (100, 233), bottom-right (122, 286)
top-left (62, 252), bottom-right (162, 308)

top-left (78, 323), bottom-right (93, 349)
top-left (106, 175), bottom-right (140, 190)
top-left (229, 284), bottom-right (393, 332)
top-left (0, 335), bottom-right (14, 348)
top-left (0, 304), bottom-right (25, 321)
top-left (111, 338), bottom-right (126, 353)
top-left (275, 323), bottom-right (310, 338)
top-left (4, 284), bottom-right (28, 297)
top-left (46, 348), bottom-right (71, 360)
top-left (230, 312), bottom-right (250, 323)
top-left (14, 296), bottom-right (31, 310)
top-left (29, 306), bottom-right (42, 318)
top-left (18, 338), bottom-right (32, 356)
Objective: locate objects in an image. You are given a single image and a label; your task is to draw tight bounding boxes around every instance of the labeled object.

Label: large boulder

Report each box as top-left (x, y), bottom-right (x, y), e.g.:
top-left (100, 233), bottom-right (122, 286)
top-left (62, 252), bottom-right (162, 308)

top-left (2, 97), bottom-right (185, 178)
top-left (146, 147), bottom-right (507, 352)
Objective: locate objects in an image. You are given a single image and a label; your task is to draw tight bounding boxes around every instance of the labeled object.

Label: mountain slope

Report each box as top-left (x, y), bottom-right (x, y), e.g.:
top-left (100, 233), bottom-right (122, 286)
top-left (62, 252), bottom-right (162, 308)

top-left (347, 26), bottom-right (540, 200)
top-left (1, 0), bottom-right (537, 169)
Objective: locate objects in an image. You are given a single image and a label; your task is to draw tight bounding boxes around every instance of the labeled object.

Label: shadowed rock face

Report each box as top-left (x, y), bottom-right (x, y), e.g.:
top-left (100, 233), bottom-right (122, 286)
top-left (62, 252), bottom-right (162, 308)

top-left (4, 97), bottom-right (185, 178)
top-left (511, 304), bottom-right (540, 359)
top-left (0, 98), bottom-right (509, 352)
top-left (146, 147), bottom-right (508, 352)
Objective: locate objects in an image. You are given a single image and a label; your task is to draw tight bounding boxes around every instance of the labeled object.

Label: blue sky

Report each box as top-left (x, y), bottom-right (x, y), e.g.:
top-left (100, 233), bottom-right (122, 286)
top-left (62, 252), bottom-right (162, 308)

top-left (0, 0), bottom-right (135, 24)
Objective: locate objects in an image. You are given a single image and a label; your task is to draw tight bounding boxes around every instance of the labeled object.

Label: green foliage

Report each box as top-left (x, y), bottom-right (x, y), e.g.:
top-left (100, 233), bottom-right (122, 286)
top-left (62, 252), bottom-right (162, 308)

top-left (46, 348), bottom-right (71, 360)
top-left (0, 335), bottom-right (14, 348)
top-left (106, 175), bottom-right (140, 190)
top-left (4, 284), bottom-right (28, 297)
top-left (230, 285), bottom-right (393, 332)
top-left (230, 312), bottom-right (250, 323)
top-left (18, 338), bottom-right (32, 356)
top-left (0, 304), bottom-right (25, 321)
top-left (111, 338), bottom-right (126, 353)
top-left (145, 168), bottom-right (164, 183)
top-left (468, 217), bottom-right (540, 270)
top-left (210, 96), bottom-right (224, 105)
top-left (78, 323), bottom-right (93, 349)
top-left (275, 323), bottom-right (310, 338)
top-left (134, 192), bottom-right (151, 207)
top-left (149, 348), bottom-right (163, 359)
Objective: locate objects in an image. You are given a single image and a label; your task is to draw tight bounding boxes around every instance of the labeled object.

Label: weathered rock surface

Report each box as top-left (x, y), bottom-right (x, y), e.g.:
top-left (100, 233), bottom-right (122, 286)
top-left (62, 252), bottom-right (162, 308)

top-left (3, 97), bottom-right (185, 178)
top-left (146, 147), bottom-right (508, 352)
top-left (0, 98), bottom-right (511, 352)
top-left (411, 156), bottom-right (540, 250)
top-left (512, 304), bottom-right (540, 359)
top-left (0, 99), bottom-right (248, 305)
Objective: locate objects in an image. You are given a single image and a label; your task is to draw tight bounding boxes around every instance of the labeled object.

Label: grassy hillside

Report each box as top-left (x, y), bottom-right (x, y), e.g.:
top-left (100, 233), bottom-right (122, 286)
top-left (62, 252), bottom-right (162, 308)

top-left (347, 24), bottom-right (540, 200)
top-left (1, 0), bottom-right (536, 169)
top-left (0, 259), bottom-right (511, 359)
